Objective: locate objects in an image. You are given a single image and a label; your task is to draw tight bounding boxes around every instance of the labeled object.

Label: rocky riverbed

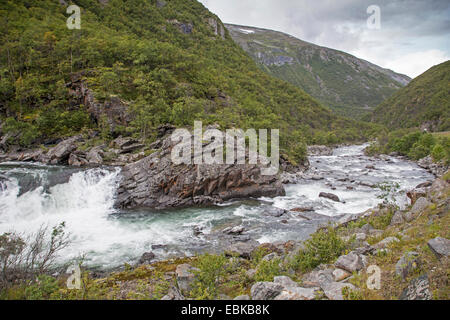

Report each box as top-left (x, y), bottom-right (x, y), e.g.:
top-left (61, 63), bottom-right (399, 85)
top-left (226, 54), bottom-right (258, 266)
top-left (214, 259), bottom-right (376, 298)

top-left (0, 142), bottom-right (436, 270)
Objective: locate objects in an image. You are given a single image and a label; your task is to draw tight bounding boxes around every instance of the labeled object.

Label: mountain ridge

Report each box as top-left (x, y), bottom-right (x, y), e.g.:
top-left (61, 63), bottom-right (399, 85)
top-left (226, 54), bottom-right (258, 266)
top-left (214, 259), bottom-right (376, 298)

top-left (225, 23), bottom-right (411, 118)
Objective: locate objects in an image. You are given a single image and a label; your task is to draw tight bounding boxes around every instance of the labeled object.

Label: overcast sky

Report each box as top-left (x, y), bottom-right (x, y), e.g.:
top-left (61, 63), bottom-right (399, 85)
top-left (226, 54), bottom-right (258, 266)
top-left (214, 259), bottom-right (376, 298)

top-left (199, 0), bottom-right (450, 78)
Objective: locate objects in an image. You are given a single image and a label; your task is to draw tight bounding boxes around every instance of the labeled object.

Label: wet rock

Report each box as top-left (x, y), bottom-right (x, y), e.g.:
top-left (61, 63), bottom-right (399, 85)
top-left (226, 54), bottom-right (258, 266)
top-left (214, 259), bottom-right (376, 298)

top-left (263, 207), bottom-right (287, 217)
top-left (193, 226), bottom-right (203, 236)
top-left (290, 207), bottom-right (314, 213)
top-left (251, 282), bottom-right (284, 300)
top-left (415, 181), bottom-right (432, 188)
top-left (138, 252), bottom-right (155, 265)
top-left (399, 275), bottom-right (431, 300)
top-left (395, 251), bottom-right (420, 280)
top-left (223, 225), bottom-right (245, 235)
top-left (68, 153), bottom-right (88, 167)
top-left (365, 165), bottom-right (376, 170)
top-left (427, 237), bottom-right (450, 259)
top-left (319, 192), bottom-right (340, 202)
top-left (335, 252), bottom-right (364, 273)
top-left (176, 264), bottom-right (199, 295)
top-left (116, 133), bottom-right (285, 209)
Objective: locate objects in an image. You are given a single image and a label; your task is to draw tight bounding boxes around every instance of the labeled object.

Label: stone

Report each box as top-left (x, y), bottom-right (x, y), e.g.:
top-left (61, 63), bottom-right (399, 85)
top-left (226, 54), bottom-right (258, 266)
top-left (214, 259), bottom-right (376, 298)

top-left (373, 236), bottom-right (399, 249)
top-left (176, 264), bottom-right (199, 295)
top-left (274, 287), bottom-right (320, 300)
top-left (415, 181), bottom-right (432, 188)
top-left (290, 207), bottom-right (314, 213)
top-left (409, 197), bottom-right (430, 216)
top-left (263, 207), bottom-right (287, 217)
top-left (427, 237), bottom-right (450, 259)
top-left (225, 241), bottom-right (259, 259)
top-left (333, 268), bottom-right (351, 281)
top-left (319, 192), bottom-right (340, 202)
top-left (429, 178), bottom-right (448, 201)
top-left (335, 252), bottom-right (364, 273)
top-left (322, 282), bottom-right (357, 300)
top-left (115, 133), bottom-right (285, 209)
top-left (245, 269), bottom-right (256, 279)
top-left (46, 135), bottom-right (83, 164)
top-left (302, 269), bottom-right (334, 288)
top-left (161, 286), bottom-right (185, 300)
top-left (223, 225), bottom-right (245, 235)
top-left (307, 145), bottom-right (333, 156)
top-left (138, 251), bottom-right (155, 264)
top-left (261, 252), bottom-right (279, 262)
top-left (390, 211), bottom-right (404, 225)
top-left (395, 251), bottom-right (420, 280)
top-left (250, 282), bottom-right (284, 300)
top-left (233, 295), bottom-right (250, 300)
top-left (86, 146), bottom-right (104, 164)
top-left (273, 276), bottom-right (298, 288)
top-left (399, 275), bottom-right (431, 300)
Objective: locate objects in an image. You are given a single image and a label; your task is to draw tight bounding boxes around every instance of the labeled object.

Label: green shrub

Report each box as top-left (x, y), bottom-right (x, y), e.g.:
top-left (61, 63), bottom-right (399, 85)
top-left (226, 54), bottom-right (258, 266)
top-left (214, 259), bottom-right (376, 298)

top-left (190, 253), bottom-right (228, 300)
top-left (254, 258), bottom-right (282, 282)
top-left (289, 227), bottom-right (347, 273)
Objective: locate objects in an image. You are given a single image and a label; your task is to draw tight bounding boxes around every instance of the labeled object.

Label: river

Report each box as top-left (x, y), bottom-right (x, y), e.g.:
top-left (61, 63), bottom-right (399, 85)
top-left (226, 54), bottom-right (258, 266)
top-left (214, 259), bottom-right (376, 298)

top-left (0, 144), bottom-right (434, 269)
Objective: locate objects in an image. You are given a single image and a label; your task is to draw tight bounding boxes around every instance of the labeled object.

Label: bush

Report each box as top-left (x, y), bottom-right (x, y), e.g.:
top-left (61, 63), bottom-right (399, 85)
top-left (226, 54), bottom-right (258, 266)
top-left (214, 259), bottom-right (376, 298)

top-left (431, 144), bottom-right (446, 162)
top-left (0, 223), bottom-right (70, 290)
top-left (190, 253), bottom-right (228, 300)
top-left (289, 227), bottom-right (347, 273)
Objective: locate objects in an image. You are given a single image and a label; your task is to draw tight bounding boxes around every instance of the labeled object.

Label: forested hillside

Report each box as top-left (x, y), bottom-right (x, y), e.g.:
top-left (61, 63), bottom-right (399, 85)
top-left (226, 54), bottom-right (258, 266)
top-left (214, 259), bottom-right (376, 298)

top-left (0, 0), bottom-right (379, 163)
top-left (369, 60), bottom-right (450, 131)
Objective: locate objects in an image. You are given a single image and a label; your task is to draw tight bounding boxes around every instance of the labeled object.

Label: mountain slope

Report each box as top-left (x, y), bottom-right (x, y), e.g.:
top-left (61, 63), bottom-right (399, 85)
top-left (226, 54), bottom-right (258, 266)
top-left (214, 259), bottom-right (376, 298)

top-left (0, 0), bottom-right (378, 163)
top-left (225, 24), bottom-right (411, 119)
top-left (369, 60), bottom-right (450, 131)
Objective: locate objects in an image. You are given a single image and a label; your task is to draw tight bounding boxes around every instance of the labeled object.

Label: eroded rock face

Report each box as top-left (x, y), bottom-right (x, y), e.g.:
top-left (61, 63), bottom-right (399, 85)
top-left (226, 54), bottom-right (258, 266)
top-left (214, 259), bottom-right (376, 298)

top-left (115, 135), bottom-right (285, 210)
top-left (427, 237), bottom-right (450, 259)
top-left (400, 275), bottom-right (431, 300)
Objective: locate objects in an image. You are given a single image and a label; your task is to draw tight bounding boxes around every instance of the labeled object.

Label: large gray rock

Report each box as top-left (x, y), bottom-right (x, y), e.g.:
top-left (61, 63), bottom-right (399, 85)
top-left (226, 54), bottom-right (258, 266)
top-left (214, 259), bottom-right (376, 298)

top-left (225, 241), bottom-right (259, 259)
top-left (86, 146), bottom-right (104, 164)
top-left (250, 282), bottom-right (284, 300)
top-left (115, 134), bottom-right (285, 209)
top-left (335, 252), bottom-right (365, 273)
top-left (390, 211), bottom-right (404, 226)
top-left (395, 251), bottom-right (420, 280)
top-left (399, 275), bottom-right (431, 300)
top-left (274, 287), bottom-right (320, 300)
top-left (427, 237), bottom-right (450, 259)
top-left (409, 197), bottom-right (430, 216)
top-left (176, 264), bottom-right (199, 295)
top-left (321, 281), bottom-right (357, 300)
top-left (46, 136), bottom-right (83, 164)
top-left (373, 236), bottom-right (399, 249)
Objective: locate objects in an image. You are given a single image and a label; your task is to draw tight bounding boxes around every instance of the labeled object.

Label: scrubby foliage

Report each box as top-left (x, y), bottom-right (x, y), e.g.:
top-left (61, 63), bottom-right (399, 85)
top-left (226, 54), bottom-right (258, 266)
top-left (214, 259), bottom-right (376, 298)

top-left (366, 129), bottom-right (450, 164)
top-left (0, 0), bottom-right (379, 162)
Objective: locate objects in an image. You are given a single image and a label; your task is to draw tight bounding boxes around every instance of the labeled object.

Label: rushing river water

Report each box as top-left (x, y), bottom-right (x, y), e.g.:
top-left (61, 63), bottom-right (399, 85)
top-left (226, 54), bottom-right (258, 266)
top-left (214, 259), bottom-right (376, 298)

top-left (0, 144), bottom-right (434, 269)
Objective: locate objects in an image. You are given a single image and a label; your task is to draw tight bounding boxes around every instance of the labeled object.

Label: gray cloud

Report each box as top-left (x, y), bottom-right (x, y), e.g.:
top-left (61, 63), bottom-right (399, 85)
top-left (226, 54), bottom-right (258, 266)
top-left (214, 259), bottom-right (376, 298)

top-left (199, 0), bottom-right (450, 77)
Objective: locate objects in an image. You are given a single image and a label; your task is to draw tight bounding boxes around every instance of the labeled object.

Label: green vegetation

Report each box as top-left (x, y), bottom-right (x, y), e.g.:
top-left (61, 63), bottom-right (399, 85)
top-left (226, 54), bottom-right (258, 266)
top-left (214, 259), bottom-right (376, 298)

top-left (226, 24), bottom-right (410, 119)
top-left (288, 227), bottom-right (347, 273)
top-left (366, 129), bottom-right (450, 164)
top-left (0, 0), bottom-right (380, 163)
top-left (369, 60), bottom-right (450, 131)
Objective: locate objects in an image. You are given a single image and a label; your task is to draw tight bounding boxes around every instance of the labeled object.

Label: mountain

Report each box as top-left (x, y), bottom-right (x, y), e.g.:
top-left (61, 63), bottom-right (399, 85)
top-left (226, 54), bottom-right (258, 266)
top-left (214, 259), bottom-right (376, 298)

top-left (369, 60), bottom-right (450, 131)
top-left (225, 24), bottom-right (411, 119)
top-left (0, 0), bottom-right (379, 164)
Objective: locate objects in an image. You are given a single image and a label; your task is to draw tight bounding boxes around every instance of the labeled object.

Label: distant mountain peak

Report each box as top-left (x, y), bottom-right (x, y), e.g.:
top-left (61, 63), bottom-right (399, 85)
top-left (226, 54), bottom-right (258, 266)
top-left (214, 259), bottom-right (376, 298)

top-left (225, 23), bottom-right (411, 119)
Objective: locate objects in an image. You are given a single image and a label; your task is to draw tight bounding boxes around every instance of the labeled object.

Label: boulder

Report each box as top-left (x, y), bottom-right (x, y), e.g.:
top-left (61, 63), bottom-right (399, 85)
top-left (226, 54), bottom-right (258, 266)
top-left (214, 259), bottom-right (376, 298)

top-left (223, 225), bottom-right (245, 235)
top-left (333, 268), bottom-right (351, 281)
top-left (399, 275), bottom-right (431, 300)
top-left (390, 211), bottom-right (404, 226)
top-left (225, 241), bottom-right (259, 259)
top-left (395, 251), bottom-right (420, 280)
top-left (263, 207), bottom-right (287, 217)
top-left (409, 197), bottom-right (430, 216)
top-left (427, 237), bottom-right (450, 259)
top-left (319, 192), bottom-right (340, 202)
top-left (86, 146), bottom-right (104, 164)
top-left (250, 282), bottom-right (284, 300)
top-left (290, 207), bottom-right (314, 213)
top-left (46, 136), bottom-right (83, 164)
top-left (429, 178), bottom-right (448, 201)
top-left (407, 189), bottom-right (427, 205)
top-left (138, 252), bottom-right (155, 265)
top-left (176, 264), bottom-right (199, 295)
top-left (334, 252), bottom-right (364, 273)
top-left (373, 236), bottom-right (399, 249)
top-left (321, 281), bottom-right (357, 300)
top-left (115, 133), bottom-right (285, 209)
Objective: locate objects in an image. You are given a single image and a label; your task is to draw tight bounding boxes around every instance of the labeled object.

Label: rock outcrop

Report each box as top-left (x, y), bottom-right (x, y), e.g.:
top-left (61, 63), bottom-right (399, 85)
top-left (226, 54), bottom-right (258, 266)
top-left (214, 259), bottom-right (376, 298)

top-left (115, 135), bottom-right (285, 209)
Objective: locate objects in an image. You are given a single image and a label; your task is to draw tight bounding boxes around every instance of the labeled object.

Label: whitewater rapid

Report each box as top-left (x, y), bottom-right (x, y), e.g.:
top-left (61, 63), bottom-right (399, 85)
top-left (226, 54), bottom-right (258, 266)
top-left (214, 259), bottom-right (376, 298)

top-left (0, 145), bottom-right (434, 269)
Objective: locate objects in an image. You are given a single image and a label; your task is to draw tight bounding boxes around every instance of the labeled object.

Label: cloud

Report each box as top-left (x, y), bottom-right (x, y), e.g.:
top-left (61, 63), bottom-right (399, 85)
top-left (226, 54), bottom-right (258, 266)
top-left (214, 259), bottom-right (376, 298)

top-left (198, 0), bottom-right (450, 78)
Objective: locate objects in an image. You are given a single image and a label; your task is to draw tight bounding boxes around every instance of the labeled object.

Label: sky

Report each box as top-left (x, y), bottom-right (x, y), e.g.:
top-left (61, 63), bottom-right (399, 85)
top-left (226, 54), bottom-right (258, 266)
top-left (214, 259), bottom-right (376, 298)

top-left (198, 0), bottom-right (450, 78)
